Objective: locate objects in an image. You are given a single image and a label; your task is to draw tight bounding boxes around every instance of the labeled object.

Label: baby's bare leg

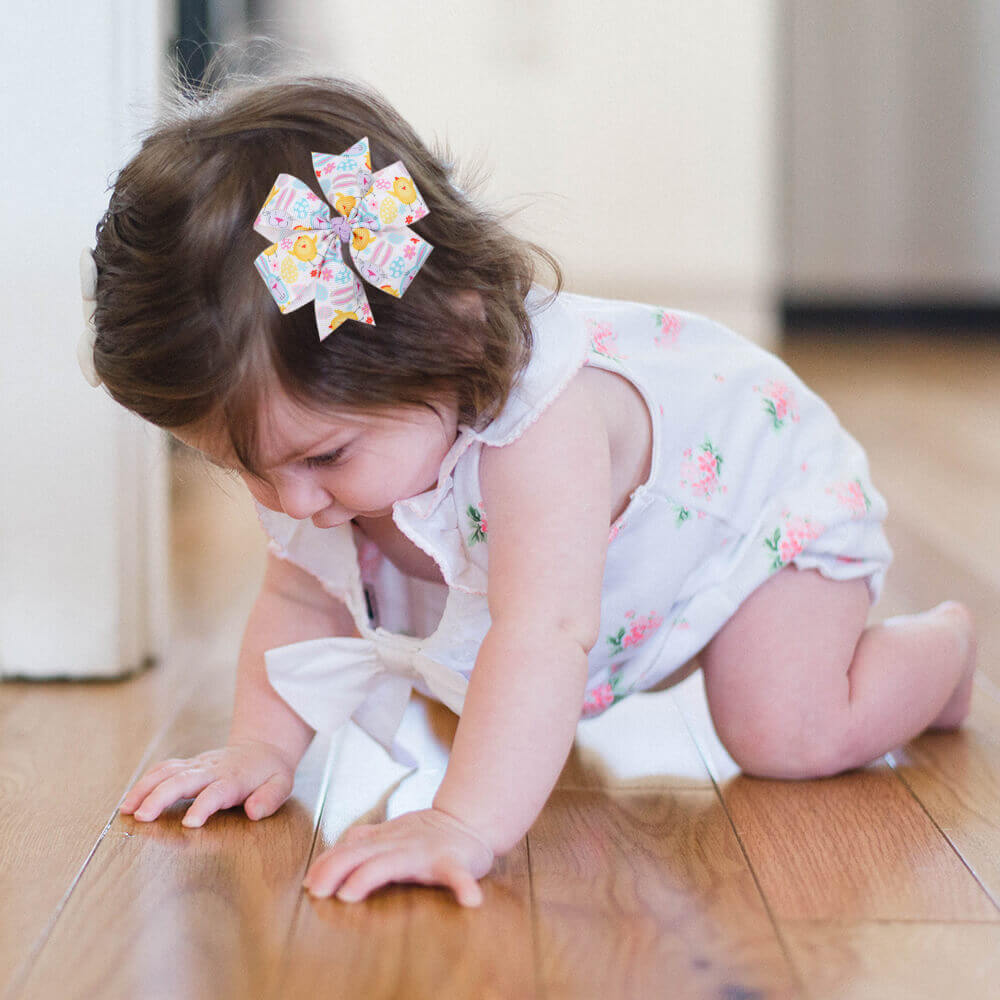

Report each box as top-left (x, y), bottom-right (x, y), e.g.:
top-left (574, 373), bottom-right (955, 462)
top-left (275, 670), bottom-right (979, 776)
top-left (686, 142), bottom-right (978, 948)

top-left (700, 567), bottom-right (976, 780)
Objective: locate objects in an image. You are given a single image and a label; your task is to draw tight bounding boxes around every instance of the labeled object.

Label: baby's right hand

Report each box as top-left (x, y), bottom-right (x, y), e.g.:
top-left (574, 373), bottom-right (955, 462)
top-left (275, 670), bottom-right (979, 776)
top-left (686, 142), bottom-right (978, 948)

top-left (119, 739), bottom-right (296, 828)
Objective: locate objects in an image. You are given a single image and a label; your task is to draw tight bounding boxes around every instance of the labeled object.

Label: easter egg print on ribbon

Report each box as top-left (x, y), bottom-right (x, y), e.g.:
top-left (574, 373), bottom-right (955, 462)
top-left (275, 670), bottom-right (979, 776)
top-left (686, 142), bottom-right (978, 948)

top-left (252, 137), bottom-right (432, 339)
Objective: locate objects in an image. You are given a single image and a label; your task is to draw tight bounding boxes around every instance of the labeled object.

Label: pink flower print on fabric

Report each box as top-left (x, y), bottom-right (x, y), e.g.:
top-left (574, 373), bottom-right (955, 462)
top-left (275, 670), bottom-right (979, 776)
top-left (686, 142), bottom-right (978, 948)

top-left (653, 308), bottom-right (682, 348)
top-left (671, 501), bottom-right (691, 527)
top-left (765, 513), bottom-right (826, 572)
top-left (827, 479), bottom-right (872, 518)
top-left (754, 379), bottom-right (800, 431)
top-left (607, 610), bottom-right (664, 656)
top-left (680, 439), bottom-right (726, 500)
top-left (587, 319), bottom-right (626, 361)
top-left (581, 680), bottom-right (617, 718)
top-left (608, 518), bottom-right (625, 543)
top-left (581, 663), bottom-right (629, 719)
top-left (467, 503), bottom-right (488, 545)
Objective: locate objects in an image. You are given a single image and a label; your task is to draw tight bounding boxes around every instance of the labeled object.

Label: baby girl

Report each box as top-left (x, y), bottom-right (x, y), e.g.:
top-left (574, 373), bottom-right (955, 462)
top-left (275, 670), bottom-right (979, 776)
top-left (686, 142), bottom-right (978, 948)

top-left (79, 76), bottom-right (976, 907)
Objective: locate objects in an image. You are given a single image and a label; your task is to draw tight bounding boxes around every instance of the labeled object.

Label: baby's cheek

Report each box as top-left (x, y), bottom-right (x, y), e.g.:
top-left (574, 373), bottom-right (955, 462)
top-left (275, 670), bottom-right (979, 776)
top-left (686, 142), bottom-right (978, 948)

top-left (242, 474), bottom-right (280, 510)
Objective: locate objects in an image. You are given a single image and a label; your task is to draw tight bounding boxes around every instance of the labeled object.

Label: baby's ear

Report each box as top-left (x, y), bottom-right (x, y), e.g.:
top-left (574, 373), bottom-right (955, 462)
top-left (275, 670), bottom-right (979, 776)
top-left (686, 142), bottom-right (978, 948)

top-left (450, 290), bottom-right (487, 322)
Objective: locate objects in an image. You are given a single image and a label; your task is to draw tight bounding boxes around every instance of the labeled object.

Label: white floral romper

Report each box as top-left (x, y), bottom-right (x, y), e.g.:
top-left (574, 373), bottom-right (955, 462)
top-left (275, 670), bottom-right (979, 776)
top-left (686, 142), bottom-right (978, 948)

top-left (257, 288), bottom-right (892, 763)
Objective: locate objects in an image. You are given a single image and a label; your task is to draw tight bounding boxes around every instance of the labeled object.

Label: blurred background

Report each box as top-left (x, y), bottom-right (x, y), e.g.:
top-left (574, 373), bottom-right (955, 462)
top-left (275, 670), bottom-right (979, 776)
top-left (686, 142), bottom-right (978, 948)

top-left (3, 0), bottom-right (998, 677)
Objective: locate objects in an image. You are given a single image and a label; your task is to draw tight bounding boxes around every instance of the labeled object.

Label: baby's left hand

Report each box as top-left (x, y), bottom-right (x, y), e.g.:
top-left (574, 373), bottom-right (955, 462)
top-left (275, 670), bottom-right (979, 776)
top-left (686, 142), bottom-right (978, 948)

top-left (303, 808), bottom-right (495, 907)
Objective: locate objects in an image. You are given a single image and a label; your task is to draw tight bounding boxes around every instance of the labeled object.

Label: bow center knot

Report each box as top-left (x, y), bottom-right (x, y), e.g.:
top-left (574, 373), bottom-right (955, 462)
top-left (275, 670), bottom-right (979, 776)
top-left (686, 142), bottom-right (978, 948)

top-left (372, 630), bottom-right (419, 678)
top-left (329, 214), bottom-right (354, 242)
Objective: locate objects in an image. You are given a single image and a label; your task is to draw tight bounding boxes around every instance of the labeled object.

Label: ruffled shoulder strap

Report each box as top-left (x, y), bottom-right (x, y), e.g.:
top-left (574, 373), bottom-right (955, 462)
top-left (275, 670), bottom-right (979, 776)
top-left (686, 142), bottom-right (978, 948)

top-left (471, 288), bottom-right (591, 447)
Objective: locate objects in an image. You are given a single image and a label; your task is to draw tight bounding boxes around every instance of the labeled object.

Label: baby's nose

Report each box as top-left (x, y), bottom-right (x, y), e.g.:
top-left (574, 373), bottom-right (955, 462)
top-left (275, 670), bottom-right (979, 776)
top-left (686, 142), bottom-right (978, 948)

top-left (276, 474), bottom-right (332, 521)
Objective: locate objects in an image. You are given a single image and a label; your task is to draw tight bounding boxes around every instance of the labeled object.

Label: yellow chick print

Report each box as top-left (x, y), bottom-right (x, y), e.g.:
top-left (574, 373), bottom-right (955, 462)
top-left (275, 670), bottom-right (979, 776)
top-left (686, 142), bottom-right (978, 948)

top-left (351, 227), bottom-right (374, 252)
top-left (379, 284), bottom-right (401, 298)
top-left (364, 151), bottom-right (372, 170)
top-left (334, 194), bottom-right (357, 217)
top-left (329, 309), bottom-right (359, 332)
top-left (292, 234), bottom-right (318, 261)
top-left (262, 243), bottom-right (278, 256)
top-left (392, 176), bottom-right (417, 204)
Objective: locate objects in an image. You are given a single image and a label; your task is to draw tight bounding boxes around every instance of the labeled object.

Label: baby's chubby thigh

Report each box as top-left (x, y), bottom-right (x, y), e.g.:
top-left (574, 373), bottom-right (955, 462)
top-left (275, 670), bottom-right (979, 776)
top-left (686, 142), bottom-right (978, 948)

top-left (698, 565), bottom-right (871, 779)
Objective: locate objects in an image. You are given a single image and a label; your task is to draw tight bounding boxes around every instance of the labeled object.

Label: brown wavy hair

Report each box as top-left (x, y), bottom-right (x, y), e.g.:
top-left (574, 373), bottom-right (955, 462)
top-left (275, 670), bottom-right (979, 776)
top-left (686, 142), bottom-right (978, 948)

top-left (91, 74), bottom-right (561, 471)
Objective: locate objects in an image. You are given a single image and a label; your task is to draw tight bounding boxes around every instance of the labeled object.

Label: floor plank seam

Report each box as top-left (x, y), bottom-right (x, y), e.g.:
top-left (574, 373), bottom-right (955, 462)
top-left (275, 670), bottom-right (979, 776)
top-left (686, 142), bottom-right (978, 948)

top-left (524, 832), bottom-right (545, 1000)
top-left (668, 690), bottom-right (809, 999)
top-left (885, 751), bottom-right (1000, 914)
top-left (4, 810), bottom-right (121, 1000)
top-left (2, 679), bottom-right (198, 1000)
top-left (267, 732), bottom-right (341, 1000)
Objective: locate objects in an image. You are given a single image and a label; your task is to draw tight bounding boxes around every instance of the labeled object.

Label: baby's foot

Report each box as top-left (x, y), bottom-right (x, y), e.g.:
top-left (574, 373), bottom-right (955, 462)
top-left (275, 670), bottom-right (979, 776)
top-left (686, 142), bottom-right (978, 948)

top-left (926, 601), bottom-right (977, 729)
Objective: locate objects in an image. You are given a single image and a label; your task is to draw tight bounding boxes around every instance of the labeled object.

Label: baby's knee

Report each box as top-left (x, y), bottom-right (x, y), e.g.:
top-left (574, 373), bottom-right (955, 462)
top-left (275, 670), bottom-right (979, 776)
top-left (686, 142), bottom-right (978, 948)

top-left (714, 714), bottom-right (856, 781)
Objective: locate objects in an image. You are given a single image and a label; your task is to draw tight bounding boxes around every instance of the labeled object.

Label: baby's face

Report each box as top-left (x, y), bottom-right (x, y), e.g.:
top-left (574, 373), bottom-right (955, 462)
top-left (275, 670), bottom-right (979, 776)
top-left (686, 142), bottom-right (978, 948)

top-left (174, 392), bottom-right (458, 529)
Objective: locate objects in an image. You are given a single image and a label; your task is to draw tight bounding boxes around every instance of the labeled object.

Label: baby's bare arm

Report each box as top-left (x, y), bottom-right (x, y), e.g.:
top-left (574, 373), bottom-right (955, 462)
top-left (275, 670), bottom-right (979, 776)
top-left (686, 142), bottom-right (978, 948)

top-left (303, 368), bottom-right (613, 903)
top-left (121, 551), bottom-right (357, 826)
top-left (227, 551), bottom-right (359, 760)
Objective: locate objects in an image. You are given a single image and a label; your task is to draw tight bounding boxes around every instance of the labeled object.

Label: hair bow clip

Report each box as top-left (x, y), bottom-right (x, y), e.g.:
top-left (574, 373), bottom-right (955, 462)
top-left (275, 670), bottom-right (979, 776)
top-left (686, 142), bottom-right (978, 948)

top-left (252, 137), bottom-right (433, 340)
top-left (78, 248), bottom-right (102, 387)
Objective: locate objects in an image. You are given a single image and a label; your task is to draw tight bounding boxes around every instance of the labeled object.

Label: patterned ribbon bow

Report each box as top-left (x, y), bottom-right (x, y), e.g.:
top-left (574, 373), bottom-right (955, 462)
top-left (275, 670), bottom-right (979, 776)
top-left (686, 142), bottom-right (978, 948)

top-left (253, 137), bottom-right (433, 339)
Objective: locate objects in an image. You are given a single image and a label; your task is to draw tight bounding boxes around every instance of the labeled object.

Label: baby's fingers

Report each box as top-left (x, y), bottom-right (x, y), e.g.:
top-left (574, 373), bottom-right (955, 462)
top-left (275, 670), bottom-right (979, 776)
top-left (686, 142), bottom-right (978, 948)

top-left (243, 772), bottom-right (294, 822)
top-left (129, 768), bottom-right (221, 823)
top-left (181, 776), bottom-right (255, 828)
top-left (337, 853), bottom-right (483, 908)
top-left (120, 760), bottom-right (194, 815)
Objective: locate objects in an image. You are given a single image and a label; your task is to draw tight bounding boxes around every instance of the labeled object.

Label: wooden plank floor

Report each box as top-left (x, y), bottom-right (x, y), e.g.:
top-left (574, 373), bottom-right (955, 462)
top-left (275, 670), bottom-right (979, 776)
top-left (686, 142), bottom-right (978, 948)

top-left (3, 330), bottom-right (999, 999)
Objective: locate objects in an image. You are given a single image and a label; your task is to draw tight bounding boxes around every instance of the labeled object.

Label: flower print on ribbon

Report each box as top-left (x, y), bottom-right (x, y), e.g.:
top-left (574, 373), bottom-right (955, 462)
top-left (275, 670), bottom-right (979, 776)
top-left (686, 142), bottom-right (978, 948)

top-left (679, 439), bottom-right (726, 500)
top-left (587, 319), bottom-right (626, 361)
top-left (607, 610), bottom-right (664, 656)
top-left (652, 308), bottom-right (682, 348)
top-left (754, 379), bottom-right (800, 431)
top-left (827, 479), bottom-right (872, 518)
top-left (765, 512), bottom-right (826, 571)
top-left (467, 503), bottom-right (488, 545)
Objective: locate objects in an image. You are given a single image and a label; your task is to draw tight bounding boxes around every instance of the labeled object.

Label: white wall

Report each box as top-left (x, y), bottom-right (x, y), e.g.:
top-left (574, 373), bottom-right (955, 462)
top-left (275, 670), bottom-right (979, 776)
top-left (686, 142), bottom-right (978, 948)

top-left (785, 0), bottom-right (1000, 299)
top-left (0, 1), bottom-right (170, 677)
top-left (261, 0), bottom-right (779, 345)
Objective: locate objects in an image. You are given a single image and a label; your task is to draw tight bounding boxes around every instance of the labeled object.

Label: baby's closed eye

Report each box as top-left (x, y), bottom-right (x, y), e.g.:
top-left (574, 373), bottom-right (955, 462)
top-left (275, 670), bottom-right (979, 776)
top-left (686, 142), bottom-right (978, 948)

top-left (305, 448), bottom-right (347, 468)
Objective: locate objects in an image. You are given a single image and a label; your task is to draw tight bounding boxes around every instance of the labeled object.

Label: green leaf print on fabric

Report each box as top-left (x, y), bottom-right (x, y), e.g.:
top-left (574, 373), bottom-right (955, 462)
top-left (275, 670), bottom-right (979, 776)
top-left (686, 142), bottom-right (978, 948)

top-left (606, 610), bottom-right (664, 656)
top-left (652, 308), bottom-right (682, 348)
top-left (827, 479), bottom-right (872, 517)
top-left (754, 379), bottom-right (799, 431)
top-left (467, 503), bottom-right (487, 545)
top-left (679, 439), bottom-right (725, 500)
top-left (765, 514), bottom-right (826, 571)
top-left (587, 319), bottom-right (627, 361)
top-left (581, 666), bottom-right (627, 718)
